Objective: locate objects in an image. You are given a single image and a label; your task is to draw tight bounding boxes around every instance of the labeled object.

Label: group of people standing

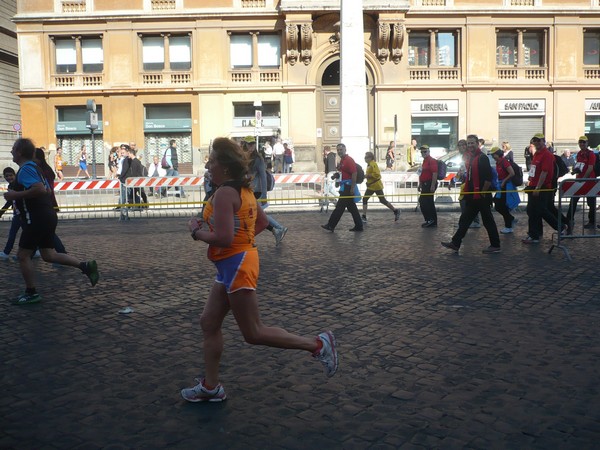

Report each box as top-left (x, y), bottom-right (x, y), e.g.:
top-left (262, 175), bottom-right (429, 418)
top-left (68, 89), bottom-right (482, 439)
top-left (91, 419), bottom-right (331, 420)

top-left (260, 137), bottom-right (294, 173)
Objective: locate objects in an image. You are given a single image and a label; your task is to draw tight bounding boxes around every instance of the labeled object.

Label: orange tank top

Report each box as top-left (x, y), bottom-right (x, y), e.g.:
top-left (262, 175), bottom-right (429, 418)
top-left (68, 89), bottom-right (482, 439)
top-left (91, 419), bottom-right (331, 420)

top-left (203, 185), bottom-right (257, 261)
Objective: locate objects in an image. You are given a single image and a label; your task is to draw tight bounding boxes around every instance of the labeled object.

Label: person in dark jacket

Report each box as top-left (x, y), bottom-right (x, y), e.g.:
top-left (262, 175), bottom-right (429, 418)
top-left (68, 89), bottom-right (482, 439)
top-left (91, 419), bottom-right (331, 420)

top-left (441, 134), bottom-right (501, 254)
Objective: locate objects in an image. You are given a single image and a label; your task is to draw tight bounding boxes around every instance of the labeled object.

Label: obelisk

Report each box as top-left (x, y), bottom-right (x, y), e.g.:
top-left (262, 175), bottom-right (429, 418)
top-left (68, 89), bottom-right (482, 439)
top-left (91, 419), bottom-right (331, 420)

top-left (340, 0), bottom-right (369, 163)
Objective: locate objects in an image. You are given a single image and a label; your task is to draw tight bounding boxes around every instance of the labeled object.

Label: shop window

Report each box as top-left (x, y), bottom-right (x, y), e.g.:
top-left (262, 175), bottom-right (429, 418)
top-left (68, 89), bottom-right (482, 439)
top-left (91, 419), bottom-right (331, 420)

top-left (233, 101), bottom-right (280, 129)
top-left (54, 36), bottom-right (103, 74)
top-left (496, 29), bottom-right (547, 80)
top-left (229, 32), bottom-right (281, 83)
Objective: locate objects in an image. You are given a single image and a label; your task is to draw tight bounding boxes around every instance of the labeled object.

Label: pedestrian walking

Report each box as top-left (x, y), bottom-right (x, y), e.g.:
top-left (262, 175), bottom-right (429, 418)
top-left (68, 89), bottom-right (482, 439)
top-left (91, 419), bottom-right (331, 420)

top-left (321, 142), bottom-right (364, 232)
top-left (181, 137), bottom-right (338, 402)
top-left (441, 134), bottom-right (501, 254)
top-left (361, 151), bottom-right (400, 222)
top-left (566, 135), bottom-right (597, 230)
top-left (522, 133), bottom-right (564, 244)
top-left (3, 138), bottom-right (99, 305)
top-left (491, 148), bottom-right (518, 234)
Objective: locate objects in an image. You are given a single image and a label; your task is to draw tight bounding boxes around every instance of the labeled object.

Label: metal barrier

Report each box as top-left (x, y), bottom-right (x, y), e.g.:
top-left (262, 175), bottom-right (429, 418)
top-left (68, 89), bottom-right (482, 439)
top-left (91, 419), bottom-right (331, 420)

top-left (0, 172), bottom-right (532, 220)
top-left (549, 177), bottom-right (600, 260)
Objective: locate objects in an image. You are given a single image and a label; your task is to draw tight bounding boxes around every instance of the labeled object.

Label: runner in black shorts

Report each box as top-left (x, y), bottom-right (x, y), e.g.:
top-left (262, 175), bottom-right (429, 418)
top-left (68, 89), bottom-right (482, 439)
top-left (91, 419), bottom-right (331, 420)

top-left (3, 138), bottom-right (99, 305)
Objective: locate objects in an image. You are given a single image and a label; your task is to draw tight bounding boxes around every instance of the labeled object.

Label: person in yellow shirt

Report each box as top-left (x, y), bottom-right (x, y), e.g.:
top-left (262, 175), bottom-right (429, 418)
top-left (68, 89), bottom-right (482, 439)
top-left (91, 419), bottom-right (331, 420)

top-left (361, 151), bottom-right (400, 222)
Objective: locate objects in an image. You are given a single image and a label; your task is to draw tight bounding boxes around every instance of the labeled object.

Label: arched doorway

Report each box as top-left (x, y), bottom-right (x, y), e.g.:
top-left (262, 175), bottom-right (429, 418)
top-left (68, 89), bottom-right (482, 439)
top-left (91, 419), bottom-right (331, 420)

top-left (317, 59), bottom-right (376, 155)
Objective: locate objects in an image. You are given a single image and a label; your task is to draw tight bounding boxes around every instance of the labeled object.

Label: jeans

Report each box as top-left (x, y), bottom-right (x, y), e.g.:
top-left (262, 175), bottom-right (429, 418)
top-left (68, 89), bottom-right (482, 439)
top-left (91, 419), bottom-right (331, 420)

top-left (260, 201), bottom-right (283, 230)
top-left (164, 168), bottom-right (185, 196)
top-left (3, 214), bottom-right (21, 254)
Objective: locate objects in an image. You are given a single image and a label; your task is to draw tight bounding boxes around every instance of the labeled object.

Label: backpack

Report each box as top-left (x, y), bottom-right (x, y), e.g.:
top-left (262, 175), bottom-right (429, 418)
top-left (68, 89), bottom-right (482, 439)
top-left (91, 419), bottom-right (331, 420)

top-left (355, 163), bottom-right (365, 184)
top-left (552, 154), bottom-right (569, 188)
top-left (266, 171), bottom-right (275, 191)
top-left (437, 159), bottom-right (447, 180)
top-left (509, 160), bottom-right (523, 187)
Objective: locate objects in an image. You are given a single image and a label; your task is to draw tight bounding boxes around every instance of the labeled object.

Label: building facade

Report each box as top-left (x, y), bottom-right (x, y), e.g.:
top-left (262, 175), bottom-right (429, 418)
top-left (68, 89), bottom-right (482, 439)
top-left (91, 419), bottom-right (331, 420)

top-left (1, 0), bottom-right (20, 169)
top-left (13, 0), bottom-right (600, 175)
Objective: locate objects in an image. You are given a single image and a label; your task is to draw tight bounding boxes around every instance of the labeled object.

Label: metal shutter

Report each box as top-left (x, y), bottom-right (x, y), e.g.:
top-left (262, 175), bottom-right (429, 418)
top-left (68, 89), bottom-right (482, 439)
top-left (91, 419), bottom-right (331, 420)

top-left (498, 116), bottom-right (544, 166)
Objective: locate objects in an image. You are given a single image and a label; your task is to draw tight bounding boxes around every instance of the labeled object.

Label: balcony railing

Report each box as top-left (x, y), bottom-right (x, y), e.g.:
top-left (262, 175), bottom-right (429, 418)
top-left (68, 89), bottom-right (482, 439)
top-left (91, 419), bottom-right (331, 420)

top-left (151, 0), bottom-right (176, 10)
top-left (497, 66), bottom-right (547, 81)
top-left (52, 74), bottom-right (103, 88)
top-left (408, 67), bottom-right (460, 81)
top-left (61, 0), bottom-right (86, 13)
top-left (229, 69), bottom-right (281, 84)
top-left (584, 68), bottom-right (600, 79)
top-left (421, 0), bottom-right (446, 5)
top-left (510, 0), bottom-right (535, 5)
top-left (242, 0), bottom-right (267, 7)
top-left (142, 72), bottom-right (191, 85)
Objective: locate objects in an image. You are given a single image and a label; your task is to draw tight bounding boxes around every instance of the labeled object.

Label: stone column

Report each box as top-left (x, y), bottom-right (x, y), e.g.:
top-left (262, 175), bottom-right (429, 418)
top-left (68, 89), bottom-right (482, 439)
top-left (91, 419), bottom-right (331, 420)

top-left (340, 0), bottom-right (369, 164)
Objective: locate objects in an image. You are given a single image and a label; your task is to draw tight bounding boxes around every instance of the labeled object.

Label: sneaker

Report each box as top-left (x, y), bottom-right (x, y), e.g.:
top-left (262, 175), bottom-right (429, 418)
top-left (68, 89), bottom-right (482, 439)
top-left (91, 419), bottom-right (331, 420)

top-left (500, 227), bottom-right (513, 234)
top-left (33, 250), bottom-right (41, 258)
top-left (14, 292), bottom-right (42, 305)
top-left (469, 222), bottom-right (481, 228)
top-left (421, 220), bottom-right (436, 228)
top-left (349, 227), bottom-right (363, 232)
top-left (583, 222), bottom-right (596, 229)
top-left (521, 236), bottom-right (540, 244)
top-left (313, 331), bottom-right (338, 378)
top-left (273, 226), bottom-right (288, 246)
top-left (361, 215), bottom-right (368, 223)
top-left (181, 378), bottom-right (227, 403)
top-left (394, 209), bottom-right (401, 222)
top-left (482, 246), bottom-right (501, 254)
top-left (83, 260), bottom-right (100, 287)
top-left (321, 224), bottom-right (334, 232)
top-left (441, 241), bottom-right (459, 252)
top-left (0, 251), bottom-right (9, 260)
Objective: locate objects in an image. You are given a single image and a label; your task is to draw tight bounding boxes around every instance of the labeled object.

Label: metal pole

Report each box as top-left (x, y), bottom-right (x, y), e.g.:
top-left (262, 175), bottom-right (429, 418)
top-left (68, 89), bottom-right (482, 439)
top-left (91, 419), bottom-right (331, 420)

top-left (91, 129), bottom-right (97, 179)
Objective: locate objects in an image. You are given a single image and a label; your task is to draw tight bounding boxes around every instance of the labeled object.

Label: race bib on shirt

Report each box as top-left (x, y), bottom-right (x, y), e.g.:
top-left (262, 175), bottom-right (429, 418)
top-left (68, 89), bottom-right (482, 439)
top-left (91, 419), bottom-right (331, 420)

top-left (574, 162), bottom-right (585, 173)
top-left (529, 164), bottom-right (536, 177)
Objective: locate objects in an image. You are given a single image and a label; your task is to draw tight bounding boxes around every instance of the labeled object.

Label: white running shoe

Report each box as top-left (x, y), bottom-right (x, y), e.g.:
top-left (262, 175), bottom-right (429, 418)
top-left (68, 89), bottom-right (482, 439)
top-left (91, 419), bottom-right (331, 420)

top-left (181, 378), bottom-right (226, 402)
top-left (500, 227), bottom-right (513, 234)
top-left (273, 226), bottom-right (288, 247)
top-left (314, 331), bottom-right (338, 378)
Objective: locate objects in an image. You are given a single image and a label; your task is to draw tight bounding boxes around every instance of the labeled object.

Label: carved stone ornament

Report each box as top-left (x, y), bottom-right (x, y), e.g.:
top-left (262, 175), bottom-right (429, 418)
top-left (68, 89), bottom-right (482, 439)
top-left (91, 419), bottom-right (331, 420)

top-left (329, 21), bottom-right (341, 53)
top-left (300, 23), bottom-right (313, 65)
top-left (391, 22), bottom-right (405, 65)
top-left (377, 21), bottom-right (391, 65)
top-left (286, 22), bottom-right (299, 65)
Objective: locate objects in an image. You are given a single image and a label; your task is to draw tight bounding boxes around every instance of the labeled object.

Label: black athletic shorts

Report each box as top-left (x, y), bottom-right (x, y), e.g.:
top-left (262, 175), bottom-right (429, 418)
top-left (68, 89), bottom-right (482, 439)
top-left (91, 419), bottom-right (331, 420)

top-left (19, 213), bottom-right (58, 250)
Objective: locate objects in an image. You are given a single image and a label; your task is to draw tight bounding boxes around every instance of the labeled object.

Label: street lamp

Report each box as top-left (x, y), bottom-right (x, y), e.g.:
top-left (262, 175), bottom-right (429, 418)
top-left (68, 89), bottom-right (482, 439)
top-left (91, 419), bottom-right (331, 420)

top-left (253, 100), bottom-right (262, 150)
top-left (85, 99), bottom-right (98, 178)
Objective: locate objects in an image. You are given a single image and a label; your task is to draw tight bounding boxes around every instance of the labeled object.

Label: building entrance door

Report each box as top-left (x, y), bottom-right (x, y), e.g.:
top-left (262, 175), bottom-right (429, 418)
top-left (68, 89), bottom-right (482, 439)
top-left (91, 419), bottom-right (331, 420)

top-left (317, 59), bottom-right (375, 156)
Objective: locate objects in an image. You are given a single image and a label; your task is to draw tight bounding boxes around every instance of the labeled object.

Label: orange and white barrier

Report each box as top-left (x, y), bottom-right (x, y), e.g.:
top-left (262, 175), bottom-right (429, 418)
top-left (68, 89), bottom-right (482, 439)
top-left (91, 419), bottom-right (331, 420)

top-left (54, 179), bottom-right (121, 191)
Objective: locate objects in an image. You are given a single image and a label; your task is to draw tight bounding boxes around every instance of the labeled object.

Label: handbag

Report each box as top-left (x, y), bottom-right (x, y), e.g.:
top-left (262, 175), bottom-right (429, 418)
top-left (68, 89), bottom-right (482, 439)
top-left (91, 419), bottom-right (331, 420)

top-left (161, 151), bottom-right (170, 169)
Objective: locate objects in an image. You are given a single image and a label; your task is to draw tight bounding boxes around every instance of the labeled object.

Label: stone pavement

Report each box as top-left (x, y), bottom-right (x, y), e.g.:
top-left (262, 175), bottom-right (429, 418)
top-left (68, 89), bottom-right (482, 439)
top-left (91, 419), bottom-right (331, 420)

top-left (1, 208), bottom-right (600, 449)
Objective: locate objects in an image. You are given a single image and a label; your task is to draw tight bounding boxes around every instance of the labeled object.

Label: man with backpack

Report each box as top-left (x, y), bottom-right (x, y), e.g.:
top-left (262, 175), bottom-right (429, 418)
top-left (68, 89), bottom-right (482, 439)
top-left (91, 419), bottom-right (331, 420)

top-left (321, 142), bottom-right (363, 232)
top-left (522, 133), bottom-right (565, 244)
top-left (417, 144), bottom-right (438, 227)
top-left (566, 135), bottom-right (597, 230)
top-left (441, 134), bottom-right (501, 254)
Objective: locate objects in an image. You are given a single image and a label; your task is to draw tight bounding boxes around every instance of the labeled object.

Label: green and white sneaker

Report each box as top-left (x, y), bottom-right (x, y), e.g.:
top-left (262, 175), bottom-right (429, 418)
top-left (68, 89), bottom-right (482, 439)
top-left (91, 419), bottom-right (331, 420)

top-left (83, 260), bottom-right (99, 286)
top-left (14, 292), bottom-right (42, 305)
